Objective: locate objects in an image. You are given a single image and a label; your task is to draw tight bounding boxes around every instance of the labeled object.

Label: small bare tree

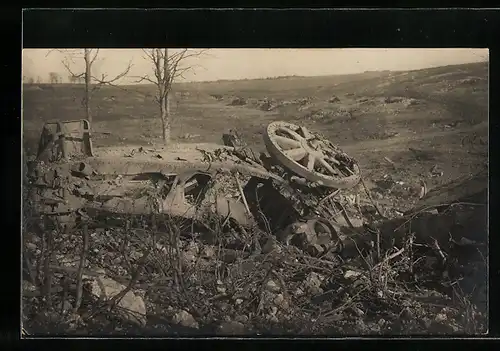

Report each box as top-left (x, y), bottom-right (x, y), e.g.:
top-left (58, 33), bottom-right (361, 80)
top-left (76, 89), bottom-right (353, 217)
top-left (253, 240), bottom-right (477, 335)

top-left (23, 75), bottom-right (35, 84)
top-left (48, 72), bottom-right (60, 84)
top-left (48, 49), bottom-right (132, 125)
top-left (137, 49), bottom-right (206, 145)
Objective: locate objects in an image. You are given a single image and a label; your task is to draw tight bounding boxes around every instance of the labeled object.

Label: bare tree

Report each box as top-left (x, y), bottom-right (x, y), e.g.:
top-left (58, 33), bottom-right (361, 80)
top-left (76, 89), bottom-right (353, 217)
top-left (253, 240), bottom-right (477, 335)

top-left (48, 72), bottom-right (60, 84)
top-left (23, 75), bottom-right (34, 84)
top-left (137, 49), bottom-right (206, 145)
top-left (68, 74), bottom-right (85, 84)
top-left (48, 49), bottom-right (132, 125)
top-left (36, 76), bottom-right (42, 84)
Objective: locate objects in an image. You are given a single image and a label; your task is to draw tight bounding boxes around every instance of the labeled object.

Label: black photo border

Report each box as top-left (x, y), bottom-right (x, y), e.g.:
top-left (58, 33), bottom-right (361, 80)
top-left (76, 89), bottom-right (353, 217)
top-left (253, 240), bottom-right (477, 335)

top-left (6, 6), bottom-right (500, 348)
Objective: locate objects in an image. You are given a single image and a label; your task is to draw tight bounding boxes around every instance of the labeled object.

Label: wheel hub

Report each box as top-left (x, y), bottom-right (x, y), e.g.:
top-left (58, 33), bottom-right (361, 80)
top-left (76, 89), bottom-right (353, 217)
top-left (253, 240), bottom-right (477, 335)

top-left (302, 139), bottom-right (325, 157)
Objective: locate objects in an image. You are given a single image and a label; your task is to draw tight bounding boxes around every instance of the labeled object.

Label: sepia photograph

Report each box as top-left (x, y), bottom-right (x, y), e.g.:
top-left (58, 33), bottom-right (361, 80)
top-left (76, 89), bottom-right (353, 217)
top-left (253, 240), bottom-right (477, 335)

top-left (22, 48), bottom-right (488, 336)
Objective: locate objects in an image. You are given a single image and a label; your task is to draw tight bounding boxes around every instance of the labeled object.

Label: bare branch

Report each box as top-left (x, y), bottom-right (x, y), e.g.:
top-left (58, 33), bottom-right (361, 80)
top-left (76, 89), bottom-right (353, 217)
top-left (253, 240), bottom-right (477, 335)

top-left (168, 49), bottom-right (208, 68)
top-left (89, 49), bottom-right (100, 66)
top-left (91, 75), bottom-right (132, 94)
top-left (141, 49), bottom-right (156, 62)
top-left (45, 49), bottom-right (59, 58)
top-left (92, 59), bottom-right (132, 86)
top-left (62, 59), bottom-right (85, 79)
top-left (86, 59), bottom-right (133, 96)
top-left (133, 75), bottom-right (158, 86)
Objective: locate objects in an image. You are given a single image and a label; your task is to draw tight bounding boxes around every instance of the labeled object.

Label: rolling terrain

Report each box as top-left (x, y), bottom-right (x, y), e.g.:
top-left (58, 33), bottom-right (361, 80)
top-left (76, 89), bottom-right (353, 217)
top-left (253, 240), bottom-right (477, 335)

top-left (23, 61), bottom-right (488, 199)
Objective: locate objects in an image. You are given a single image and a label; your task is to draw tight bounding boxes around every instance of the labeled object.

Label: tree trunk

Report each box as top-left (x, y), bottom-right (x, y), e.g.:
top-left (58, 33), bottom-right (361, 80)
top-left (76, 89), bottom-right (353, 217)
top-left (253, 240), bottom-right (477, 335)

top-left (84, 49), bottom-right (92, 125)
top-left (160, 94), bottom-right (171, 145)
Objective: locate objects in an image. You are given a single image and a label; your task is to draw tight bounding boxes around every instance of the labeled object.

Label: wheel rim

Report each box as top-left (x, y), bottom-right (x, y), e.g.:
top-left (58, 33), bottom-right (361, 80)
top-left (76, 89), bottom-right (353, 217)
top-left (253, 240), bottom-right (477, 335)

top-left (264, 121), bottom-right (361, 188)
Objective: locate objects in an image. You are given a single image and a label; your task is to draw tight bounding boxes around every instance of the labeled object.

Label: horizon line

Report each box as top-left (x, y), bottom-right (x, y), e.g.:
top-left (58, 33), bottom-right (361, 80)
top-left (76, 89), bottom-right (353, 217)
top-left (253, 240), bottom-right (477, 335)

top-left (22, 60), bottom-right (488, 86)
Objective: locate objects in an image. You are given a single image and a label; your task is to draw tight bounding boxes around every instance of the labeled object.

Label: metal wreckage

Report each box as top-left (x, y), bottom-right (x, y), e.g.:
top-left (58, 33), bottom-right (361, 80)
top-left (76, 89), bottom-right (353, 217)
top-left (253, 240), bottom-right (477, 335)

top-left (24, 119), bottom-right (487, 259)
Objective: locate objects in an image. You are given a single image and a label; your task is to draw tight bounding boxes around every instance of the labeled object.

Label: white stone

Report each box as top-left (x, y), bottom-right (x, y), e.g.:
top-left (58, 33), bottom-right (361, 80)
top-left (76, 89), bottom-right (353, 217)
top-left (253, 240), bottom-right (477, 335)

top-left (83, 274), bottom-right (147, 327)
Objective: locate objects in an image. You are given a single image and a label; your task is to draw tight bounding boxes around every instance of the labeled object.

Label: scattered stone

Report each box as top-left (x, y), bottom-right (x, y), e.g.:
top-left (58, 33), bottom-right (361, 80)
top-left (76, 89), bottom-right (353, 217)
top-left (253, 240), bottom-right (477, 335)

top-left (22, 280), bottom-right (37, 294)
top-left (216, 321), bottom-right (245, 335)
top-left (344, 270), bottom-right (362, 279)
top-left (262, 238), bottom-right (282, 254)
top-left (293, 288), bottom-right (305, 297)
top-left (56, 300), bottom-right (73, 314)
top-left (83, 273), bottom-right (147, 327)
top-left (267, 314), bottom-right (279, 323)
top-left (328, 96), bottom-right (341, 103)
top-left (304, 272), bottom-right (324, 295)
top-left (352, 306), bottom-right (365, 317)
top-left (430, 165), bottom-right (444, 177)
top-left (172, 310), bottom-right (199, 329)
top-left (435, 313), bottom-right (447, 323)
top-left (186, 240), bottom-right (199, 253)
top-left (182, 250), bottom-right (197, 267)
top-left (266, 280), bottom-right (281, 293)
top-left (273, 293), bottom-right (289, 311)
top-left (202, 245), bottom-right (216, 258)
top-left (331, 213), bottom-right (364, 229)
top-left (25, 242), bottom-right (38, 252)
top-left (234, 315), bottom-right (249, 324)
top-left (129, 250), bottom-right (142, 261)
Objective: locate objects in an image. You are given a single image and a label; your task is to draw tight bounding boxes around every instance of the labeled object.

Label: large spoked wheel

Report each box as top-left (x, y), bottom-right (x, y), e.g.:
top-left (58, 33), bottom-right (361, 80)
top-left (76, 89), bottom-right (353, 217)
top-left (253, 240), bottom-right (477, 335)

top-left (263, 121), bottom-right (361, 189)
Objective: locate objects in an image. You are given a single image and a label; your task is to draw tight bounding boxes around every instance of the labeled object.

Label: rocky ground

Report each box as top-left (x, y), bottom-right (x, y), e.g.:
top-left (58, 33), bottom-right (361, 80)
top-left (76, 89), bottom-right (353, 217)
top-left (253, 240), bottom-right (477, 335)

top-left (22, 150), bottom-right (487, 336)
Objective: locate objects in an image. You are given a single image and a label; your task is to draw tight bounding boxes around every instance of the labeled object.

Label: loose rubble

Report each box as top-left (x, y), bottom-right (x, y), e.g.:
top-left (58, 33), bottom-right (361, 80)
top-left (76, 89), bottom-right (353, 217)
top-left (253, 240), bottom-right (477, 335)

top-left (22, 119), bottom-right (487, 336)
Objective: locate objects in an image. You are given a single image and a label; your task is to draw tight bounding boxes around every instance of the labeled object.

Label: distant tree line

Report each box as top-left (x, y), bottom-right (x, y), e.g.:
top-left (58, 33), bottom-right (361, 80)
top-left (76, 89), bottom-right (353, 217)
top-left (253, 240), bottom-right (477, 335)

top-left (22, 71), bottom-right (87, 85)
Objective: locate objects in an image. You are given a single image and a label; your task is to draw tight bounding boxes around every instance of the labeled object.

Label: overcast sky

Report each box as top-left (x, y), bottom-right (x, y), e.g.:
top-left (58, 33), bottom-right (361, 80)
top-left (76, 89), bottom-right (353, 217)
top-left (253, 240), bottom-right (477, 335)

top-left (22, 48), bottom-right (489, 84)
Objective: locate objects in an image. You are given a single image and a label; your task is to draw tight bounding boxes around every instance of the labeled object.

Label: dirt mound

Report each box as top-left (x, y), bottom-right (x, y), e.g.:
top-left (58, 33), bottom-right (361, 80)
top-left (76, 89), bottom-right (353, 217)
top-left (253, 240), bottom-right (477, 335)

top-left (210, 94), bottom-right (224, 101)
top-left (228, 97), bottom-right (247, 106)
top-left (328, 95), bottom-right (341, 103)
top-left (384, 96), bottom-right (420, 107)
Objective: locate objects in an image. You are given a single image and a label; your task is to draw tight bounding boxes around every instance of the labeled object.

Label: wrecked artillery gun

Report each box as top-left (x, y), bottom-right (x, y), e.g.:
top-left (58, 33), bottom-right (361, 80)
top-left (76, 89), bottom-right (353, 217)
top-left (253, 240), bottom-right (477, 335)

top-left (24, 119), bottom-right (364, 257)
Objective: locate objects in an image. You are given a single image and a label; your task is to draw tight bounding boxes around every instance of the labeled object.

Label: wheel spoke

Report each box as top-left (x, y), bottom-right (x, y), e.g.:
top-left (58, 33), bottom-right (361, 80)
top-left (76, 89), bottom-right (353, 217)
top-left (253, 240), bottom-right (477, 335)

top-left (284, 148), bottom-right (307, 161)
top-left (326, 156), bottom-right (341, 165)
top-left (281, 127), bottom-right (304, 141)
top-left (306, 154), bottom-right (316, 171)
top-left (318, 157), bottom-right (338, 175)
top-left (274, 135), bottom-right (301, 149)
top-left (300, 126), bottom-right (313, 140)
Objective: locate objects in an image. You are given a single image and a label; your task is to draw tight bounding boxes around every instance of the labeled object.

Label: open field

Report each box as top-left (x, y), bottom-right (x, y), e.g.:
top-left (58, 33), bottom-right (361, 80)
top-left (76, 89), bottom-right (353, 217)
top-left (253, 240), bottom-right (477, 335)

top-left (22, 61), bottom-right (488, 336)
